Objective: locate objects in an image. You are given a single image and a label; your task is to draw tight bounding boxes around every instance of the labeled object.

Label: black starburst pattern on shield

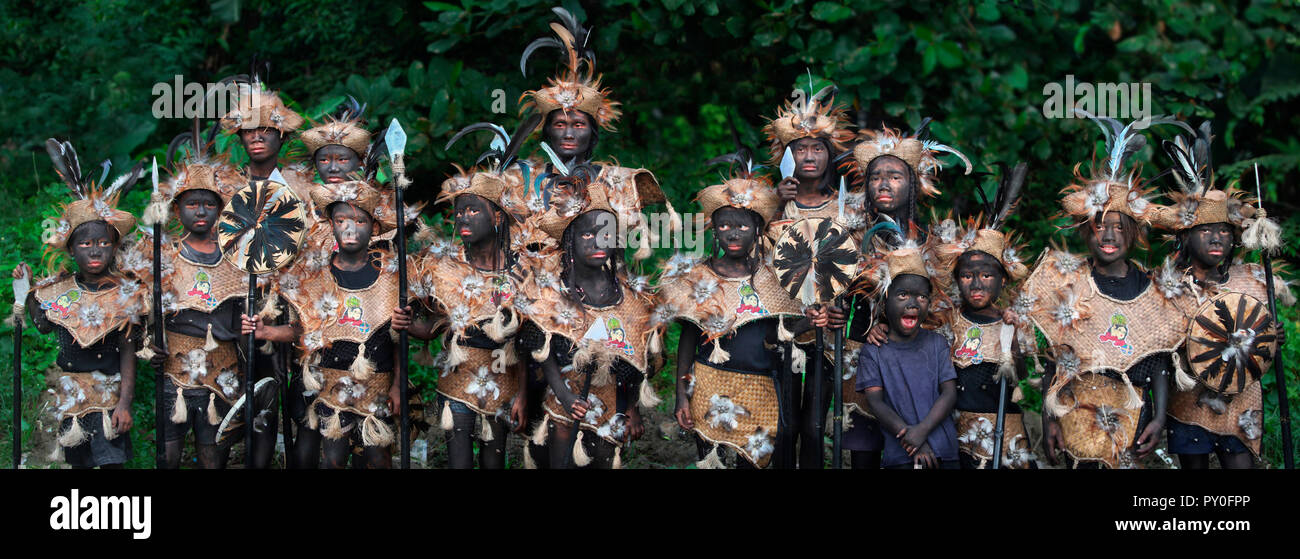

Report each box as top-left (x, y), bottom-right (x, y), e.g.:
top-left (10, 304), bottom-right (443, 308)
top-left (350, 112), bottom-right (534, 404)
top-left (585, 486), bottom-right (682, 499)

top-left (1188, 294), bottom-right (1276, 393)
top-left (773, 218), bottom-right (857, 303)
top-left (219, 180), bottom-right (306, 274)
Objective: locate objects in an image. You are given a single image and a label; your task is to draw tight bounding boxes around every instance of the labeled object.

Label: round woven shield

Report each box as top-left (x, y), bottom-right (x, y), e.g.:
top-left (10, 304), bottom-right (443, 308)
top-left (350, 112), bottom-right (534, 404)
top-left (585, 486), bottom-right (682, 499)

top-left (772, 217), bottom-right (858, 305)
top-left (1186, 291), bottom-right (1277, 395)
top-left (218, 179), bottom-right (308, 275)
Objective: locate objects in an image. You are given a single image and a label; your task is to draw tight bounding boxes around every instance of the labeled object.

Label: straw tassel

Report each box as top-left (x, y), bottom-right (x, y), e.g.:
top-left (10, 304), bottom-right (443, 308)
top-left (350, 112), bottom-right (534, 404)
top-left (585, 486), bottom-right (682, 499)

top-left (135, 345), bottom-right (155, 360)
top-left (1043, 387), bottom-right (1072, 419)
top-left (206, 393), bottom-right (222, 425)
top-left (996, 323), bottom-right (1016, 381)
top-left (302, 360), bottom-right (322, 392)
top-left (483, 309), bottom-right (519, 343)
top-left (666, 200), bottom-right (683, 234)
top-left (202, 324), bottom-right (219, 352)
top-left (142, 195), bottom-right (169, 227)
top-left (695, 444), bottom-right (724, 469)
top-left (305, 402), bottom-right (319, 430)
top-left (790, 344), bottom-right (807, 376)
top-left (649, 329), bottom-right (662, 355)
top-left (349, 349), bottom-right (375, 381)
top-left (777, 316), bottom-right (795, 342)
top-left (1242, 209), bottom-right (1281, 254)
top-left (531, 416), bottom-right (550, 447)
top-left (414, 343), bottom-right (435, 367)
top-left (707, 340), bottom-right (731, 364)
top-left (1275, 277), bottom-right (1296, 307)
top-left (322, 409), bottom-right (346, 440)
top-left (523, 445), bottom-right (537, 469)
top-left (57, 416), bottom-right (88, 447)
top-left (1119, 373), bottom-right (1144, 410)
top-left (479, 415), bottom-right (495, 442)
top-left (632, 224), bottom-right (652, 261)
top-left (170, 386), bottom-right (187, 424)
top-left (572, 430), bottom-right (592, 467)
top-left (638, 378), bottom-right (661, 408)
top-left (258, 340), bottom-right (275, 355)
top-left (440, 400), bottom-right (454, 431)
top-left (1172, 355), bottom-right (1197, 392)
top-left (101, 410), bottom-right (117, 441)
top-left (361, 415), bottom-right (394, 447)
top-left (613, 445), bottom-right (623, 469)
top-left (257, 295), bottom-right (281, 320)
top-left (48, 442), bottom-right (65, 462)
top-left (445, 335), bottom-right (468, 370)
top-left (531, 331), bottom-right (552, 362)
top-left (842, 406), bottom-right (855, 430)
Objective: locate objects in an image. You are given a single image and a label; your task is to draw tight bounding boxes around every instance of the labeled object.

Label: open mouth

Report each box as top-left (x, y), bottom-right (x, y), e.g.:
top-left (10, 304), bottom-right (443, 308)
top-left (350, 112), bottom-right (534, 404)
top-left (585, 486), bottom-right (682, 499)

top-left (900, 310), bottom-right (919, 330)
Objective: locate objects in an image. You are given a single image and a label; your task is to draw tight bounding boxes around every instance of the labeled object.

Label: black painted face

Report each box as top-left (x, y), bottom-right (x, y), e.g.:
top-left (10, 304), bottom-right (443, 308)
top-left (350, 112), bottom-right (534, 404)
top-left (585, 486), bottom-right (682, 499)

top-left (790, 137), bottom-right (828, 181)
top-left (68, 221), bottom-right (116, 276)
top-left (177, 189), bottom-right (221, 237)
top-left (884, 274), bottom-right (931, 338)
top-left (1186, 222), bottom-right (1233, 269)
top-left (570, 210), bottom-right (616, 269)
top-left (454, 194), bottom-right (500, 245)
top-left (955, 251), bottom-right (1005, 311)
top-left (328, 203), bottom-right (374, 255)
top-left (238, 127), bottom-right (283, 164)
top-left (1086, 212), bottom-right (1134, 267)
top-left (544, 110), bottom-right (593, 161)
top-left (315, 144), bottom-right (361, 184)
top-left (713, 207), bottom-right (758, 261)
top-left (867, 156), bottom-right (910, 213)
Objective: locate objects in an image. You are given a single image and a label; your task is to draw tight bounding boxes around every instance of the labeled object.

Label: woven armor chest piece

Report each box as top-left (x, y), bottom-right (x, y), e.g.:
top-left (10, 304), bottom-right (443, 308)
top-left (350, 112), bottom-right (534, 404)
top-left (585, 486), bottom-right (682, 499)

top-left (35, 276), bottom-right (139, 348)
top-left (169, 248), bottom-right (247, 312)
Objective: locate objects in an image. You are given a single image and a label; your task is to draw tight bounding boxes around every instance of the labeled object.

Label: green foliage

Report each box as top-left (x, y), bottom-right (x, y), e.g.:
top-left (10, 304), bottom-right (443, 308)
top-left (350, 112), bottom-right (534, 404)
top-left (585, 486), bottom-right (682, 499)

top-left (2, 0), bottom-right (1299, 467)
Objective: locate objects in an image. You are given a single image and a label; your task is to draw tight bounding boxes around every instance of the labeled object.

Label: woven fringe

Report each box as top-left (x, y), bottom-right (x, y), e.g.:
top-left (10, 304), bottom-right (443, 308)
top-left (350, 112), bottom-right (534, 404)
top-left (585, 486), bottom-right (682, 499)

top-left (321, 409), bottom-right (346, 440)
top-left (1242, 211), bottom-right (1282, 254)
top-left (361, 415), bottom-right (394, 447)
top-left (531, 416), bottom-right (549, 447)
top-left (203, 324), bottom-right (219, 352)
top-left (170, 386), bottom-right (187, 424)
top-left (531, 332), bottom-right (552, 362)
top-left (638, 378), bottom-right (662, 408)
top-left (135, 345), bottom-right (155, 361)
top-left (613, 445), bottom-right (623, 469)
top-left (1172, 356), bottom-right (1197, 392)
top-left (302, 360), bottom-right (322, 392)
top-left (349, 349), bottom-right (375, 381)
top-left (572, 430), bottom-right (592, 467)
top-left (414, 343), bottom-right (435, 367)
top-left (57, 416), bottom-right (88, 447)
top-left (206, 393), bottom-right (222, 425)
top-left (790, 344), bottom-right (807, 376)
top-left (440, 401), bottom-right (454, 431)
top-left (479, 415), bottom-right (495, 442)
top-left (695, 444), bottom-right (725, 469)
top-left (101, 410), bottom-right (118, 441)
top-left (491, 348), bottom-right (508, 375)
top-left (649, 330), bottom-right (662, 355)
top-left (707, 341), bottom-right (731, 364)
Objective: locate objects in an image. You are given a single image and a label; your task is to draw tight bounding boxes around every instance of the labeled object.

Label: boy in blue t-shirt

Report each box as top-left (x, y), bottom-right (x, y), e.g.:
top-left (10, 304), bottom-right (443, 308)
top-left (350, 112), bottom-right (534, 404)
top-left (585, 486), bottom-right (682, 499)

top-left (856, 266), bottom-right (959, 469)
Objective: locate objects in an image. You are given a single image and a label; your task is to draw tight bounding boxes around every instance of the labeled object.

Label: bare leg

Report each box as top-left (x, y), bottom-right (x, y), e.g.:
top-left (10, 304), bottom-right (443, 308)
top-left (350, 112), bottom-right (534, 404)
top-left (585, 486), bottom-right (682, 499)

top-left (196, 444), bottom-right (230, 469)
top-left (321, 434), bottom-right (352, 469)
top-left (1216, 450), bottom-right (1254, 469)
top-left (363, 444), bottom-right (392, 469)
top-left (1177, 453), bottom-right (1210, 469)
top-left (293, 423), bottom-right (321, 469)
top-left (547, 422), bottom-right (575, 469)
top-left (163, 439), bottom-right (184, 469)
top-left (247, 406), bottom-right (278, 469)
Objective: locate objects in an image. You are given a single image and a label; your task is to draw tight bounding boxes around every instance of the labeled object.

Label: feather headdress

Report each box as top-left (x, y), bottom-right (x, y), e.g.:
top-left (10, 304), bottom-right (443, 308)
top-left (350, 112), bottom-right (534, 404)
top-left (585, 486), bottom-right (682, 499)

top-left (1147, 120), bottom-right (1262, 234)
top-left (143, 120), bottom-right (243, 227)
top-left (929, 162), bottom-right (1030, 297)
top-left (300, 96), bottom-right (372, 158)
top-left (218, 62), bottom-right (304, 135)
top-left (519, 7), bottom-right (620, 131)
top-left (762, 81), bottom-right (855, 163)
top-left (438, 115), bottom-right (541, 215)
top-left (697, 148), bottom-right (781, 228)
top-left (852, 121), bottom-right (972, 198)
top-left (42, 138), bottom-right (143, 250)
top-left (1058, 109), bottom-right (1191, 227)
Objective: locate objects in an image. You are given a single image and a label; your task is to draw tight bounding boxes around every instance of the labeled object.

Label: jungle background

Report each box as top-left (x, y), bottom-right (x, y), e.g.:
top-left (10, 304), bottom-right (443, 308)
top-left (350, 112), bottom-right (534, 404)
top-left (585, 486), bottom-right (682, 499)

top-left (1, 0), bottom-right (1298, 468)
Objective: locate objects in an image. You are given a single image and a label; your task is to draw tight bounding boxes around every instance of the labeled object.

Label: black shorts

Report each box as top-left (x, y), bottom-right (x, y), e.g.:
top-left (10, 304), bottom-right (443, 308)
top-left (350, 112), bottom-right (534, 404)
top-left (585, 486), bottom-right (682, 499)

top-left (160, 377), bottom-right (231, 446)
top-left (62, 412), bottom-right (132, 468)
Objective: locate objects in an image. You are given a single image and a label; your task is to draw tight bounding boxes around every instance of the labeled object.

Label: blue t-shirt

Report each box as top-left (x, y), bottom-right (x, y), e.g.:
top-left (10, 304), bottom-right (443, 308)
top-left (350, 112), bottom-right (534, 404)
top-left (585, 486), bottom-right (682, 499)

top-left (855, 329), bottom-right (959, 467)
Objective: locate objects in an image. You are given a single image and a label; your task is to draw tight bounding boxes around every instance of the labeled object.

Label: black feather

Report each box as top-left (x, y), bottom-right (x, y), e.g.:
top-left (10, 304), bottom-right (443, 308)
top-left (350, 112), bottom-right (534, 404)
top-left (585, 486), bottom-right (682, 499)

top-left (364, 136), bottom-right (387, 182)
top-left (910, 117), bottom-right (933, 140)
top-left (445, 122), bottom-right (511, 152)
top-left (520, 37), bottom-right (563, 76)
top-left (988, 162), bottom-right (1027, 230)
top-left (166, 132), bottom-right (194, 168)
top-left (45, 138), bottom-right (85, 197)
top-left (500, 114), bottom-right (542, 169)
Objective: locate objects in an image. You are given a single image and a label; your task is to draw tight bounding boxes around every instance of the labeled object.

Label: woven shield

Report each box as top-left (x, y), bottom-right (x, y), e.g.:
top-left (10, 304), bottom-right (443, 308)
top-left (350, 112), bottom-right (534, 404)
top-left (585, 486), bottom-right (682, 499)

top-left (218, 180), bottom-right (308, 275)
top-left (1186, 292), bottom-right (1277, 395)
top-left (773, 217), bottom-right (858, 305)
